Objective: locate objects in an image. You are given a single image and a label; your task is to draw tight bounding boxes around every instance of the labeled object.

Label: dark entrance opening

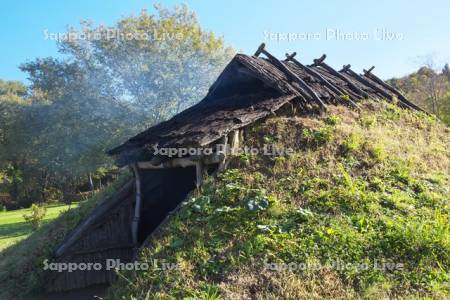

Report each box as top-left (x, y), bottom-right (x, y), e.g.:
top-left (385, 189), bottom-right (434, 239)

top-left (137, 166), bottom-right (197, 244)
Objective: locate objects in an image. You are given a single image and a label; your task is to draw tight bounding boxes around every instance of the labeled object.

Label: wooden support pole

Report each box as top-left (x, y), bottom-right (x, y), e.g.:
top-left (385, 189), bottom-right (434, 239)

top-left (311, 55), bottom-right (369, 98)
top-left (254, 43), bottom-right (266, 57)
top-left (362, 67), bottom-right (429, 114)
top-left (286, 52), bottom-right (359, 108)
top-left (217, 135), bottom-right (228, 172)
top-left (196, 160), bottom-right (204, 188)
top-left (340, 65), bottom-right (396, 103)
top-left (256, 44), bottom-right (326, 111)
top-left (131, 164), bottom-right (142, 248)
top-left (286, 52), bottom-right (344, 97)
top-left (54, 180), bottom-right (134, 257)
top-left (137, 154), bottom-right (222, 169)
top-left (366, 66), bottom-right (375, 74)
top-left (229, 129), bottom-right (240, 154)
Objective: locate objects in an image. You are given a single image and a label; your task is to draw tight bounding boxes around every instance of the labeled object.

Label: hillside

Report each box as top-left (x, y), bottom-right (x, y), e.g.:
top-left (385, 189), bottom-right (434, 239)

top-left (107, 101), bottom-right (449, 299)
top-left (0, 100), bottom-right (448, 299)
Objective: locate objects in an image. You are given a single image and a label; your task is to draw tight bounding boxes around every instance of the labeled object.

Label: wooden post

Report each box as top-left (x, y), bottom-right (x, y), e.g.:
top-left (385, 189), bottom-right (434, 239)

top-left (88, 173), bottom-right (94, 191)
top-left (131, 164), bottom-right (142, 247)
top-left (254, 43), bottom-right (266, 57)
top-left (239, 128), bottom-right (244, 144)
top-left (196, 160), bottom-right (204, 188)
top-left (217, 135), bottom-right (228, 172)
top-left (229, 130), bottom-right (240, 154)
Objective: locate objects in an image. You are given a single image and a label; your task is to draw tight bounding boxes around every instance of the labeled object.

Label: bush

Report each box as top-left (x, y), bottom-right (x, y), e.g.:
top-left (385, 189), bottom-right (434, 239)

top-left (302, 126), bottom-right (333, 145)
top-left (23, 204), bottom-right (47, 230)
top-left (341, 132), bottom-right (362, 154)
top-left (360, 115), bottom-right (377, 128)
top-left (368, 143), bottom-right (387, 162)
top-left (325, 115), bottom-right (342, 126)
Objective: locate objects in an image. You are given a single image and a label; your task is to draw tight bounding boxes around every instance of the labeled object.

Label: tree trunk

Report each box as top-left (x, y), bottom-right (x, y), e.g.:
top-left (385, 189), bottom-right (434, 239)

top-left (40, 169), bottom-right (48, 204)
top-left (88, 173), bottom-right (94, 191)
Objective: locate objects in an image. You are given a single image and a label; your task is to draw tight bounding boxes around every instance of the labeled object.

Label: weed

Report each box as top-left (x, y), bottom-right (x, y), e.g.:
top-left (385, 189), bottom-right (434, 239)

top-left (22, 204), bottom-right (47, 230)
top-left (325, 114), bottom-right (342, 126)
top-left (302, 126), bottom-right (333, 145)
top-left (341, 132), bottom-right (362, 155)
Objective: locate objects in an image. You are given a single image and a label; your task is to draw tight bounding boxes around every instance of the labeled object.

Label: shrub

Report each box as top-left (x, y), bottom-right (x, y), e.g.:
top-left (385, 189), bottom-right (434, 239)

top-left (341, 132), bottom-right (362, 154)
top-left (23, 204), bottom-right (47, 230)
top-left (360, 115), bottom-right (377, 128)
top-left (340, 95), bottom-right (351, 102)
top-left (368, 144), bottom-right (387, 162)
top-left (302, 126), bottom-right (333, 145)
top-left (325, 115), bottom-right (342, 126)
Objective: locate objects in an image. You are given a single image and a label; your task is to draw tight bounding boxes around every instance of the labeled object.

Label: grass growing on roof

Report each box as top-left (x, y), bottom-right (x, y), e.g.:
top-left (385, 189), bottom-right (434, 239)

top-left (108, 101), bottom-right (449, 299)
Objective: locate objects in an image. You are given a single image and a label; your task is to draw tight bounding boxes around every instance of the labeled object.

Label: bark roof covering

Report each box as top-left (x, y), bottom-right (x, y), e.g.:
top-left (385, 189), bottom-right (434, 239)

top-left (108, 52), bottom-right (418, 166)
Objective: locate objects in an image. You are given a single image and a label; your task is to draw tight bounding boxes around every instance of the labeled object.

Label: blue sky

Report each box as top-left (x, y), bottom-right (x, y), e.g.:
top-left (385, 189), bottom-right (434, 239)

top-left (1, 0), bottom-right (449, 82)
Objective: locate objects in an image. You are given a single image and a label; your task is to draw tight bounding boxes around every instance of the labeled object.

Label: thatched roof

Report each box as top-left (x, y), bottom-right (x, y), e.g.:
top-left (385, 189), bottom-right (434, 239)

top-left (108, 44), bottom-right (424, 166)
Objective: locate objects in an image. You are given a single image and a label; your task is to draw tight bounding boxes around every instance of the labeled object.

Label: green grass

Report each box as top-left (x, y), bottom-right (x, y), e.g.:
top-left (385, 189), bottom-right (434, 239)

top-left (108, 101), bottom-right (449, 299)
top-left (0, 203), bottom-right (79, 251)
top-left (0, 172), bottom-right (131, 300)
top-left (0, 101), bottom-right (448, 299)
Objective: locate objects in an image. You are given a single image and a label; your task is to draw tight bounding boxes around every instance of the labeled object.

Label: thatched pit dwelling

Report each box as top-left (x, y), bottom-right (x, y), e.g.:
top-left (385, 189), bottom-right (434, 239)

top-left (47, 44), bottom-right (425, 293)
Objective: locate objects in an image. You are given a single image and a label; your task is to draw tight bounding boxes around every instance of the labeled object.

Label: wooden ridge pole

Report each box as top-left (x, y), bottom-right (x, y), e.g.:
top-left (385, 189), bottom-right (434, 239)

top-left (131, 163), bottom-right (142, 249)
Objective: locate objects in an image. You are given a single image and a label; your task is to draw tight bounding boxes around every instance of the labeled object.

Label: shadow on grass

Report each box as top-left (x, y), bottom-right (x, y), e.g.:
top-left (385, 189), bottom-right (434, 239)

top-left (0, 221), bottom-right (32, 240)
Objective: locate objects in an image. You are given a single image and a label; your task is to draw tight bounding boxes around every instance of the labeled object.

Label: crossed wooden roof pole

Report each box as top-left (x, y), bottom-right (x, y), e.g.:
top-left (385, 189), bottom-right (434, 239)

top-left (254, 43), bottom-right (428, 115)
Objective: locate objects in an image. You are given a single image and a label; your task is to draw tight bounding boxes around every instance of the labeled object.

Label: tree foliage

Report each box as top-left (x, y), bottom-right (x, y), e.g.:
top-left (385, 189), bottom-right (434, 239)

top-left (389, 64), bottom-right (450, 124)
top-left (0, 4), bottom-right (233, 208)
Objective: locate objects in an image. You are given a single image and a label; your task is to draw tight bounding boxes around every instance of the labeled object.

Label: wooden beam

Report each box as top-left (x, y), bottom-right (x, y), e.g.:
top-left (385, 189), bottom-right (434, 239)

top-left (363, 67), bottom-right (429, 114)
top-left (137, 154), bottom-right (222, 170)
top-left (341, 65), bottom-right (396, 102)
top-left (69, 243), bottom-right (134, 256)
top-left (254, 43), bottom-right (266, 57)
top-left (196, 160), bottom-right (204, 188)
top-left (253, 43), bottom-right (326, 111)
top-left (217, 135), bottom-right (228, 172)
top-left (131, 164), bottom-right (142, 248)
top-left (286, 52), bottom-right (343, 97)
top-left (137, 157), bottom-right (194, 169)
top-left (285, 52), bottom-right (359, 108)
top-left (229, 129), bottom-right (240, 153)
top-left (311, 55), bottom-right (369, 98)
top-left (54, 180), bottom-right (134, 257)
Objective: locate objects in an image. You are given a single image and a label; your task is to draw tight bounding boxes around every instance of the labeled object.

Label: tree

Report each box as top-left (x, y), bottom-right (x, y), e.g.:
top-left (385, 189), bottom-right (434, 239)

top-left (0, 81), bottom-right (27, 146)
top-left (442, 63), bottom-right (450, 79)
top-left (1, 4), bottom-right (234, 207)
top-left (389, 60), bottom-right (450, 123)
top-left (59, 4), bottom-right (234, 121)
top-left (23, 204), bottom-right (47, 230)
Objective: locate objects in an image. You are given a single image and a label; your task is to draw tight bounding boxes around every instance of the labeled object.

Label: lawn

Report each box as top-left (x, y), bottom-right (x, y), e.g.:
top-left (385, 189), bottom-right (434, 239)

top-left (0, 203), bottom-right (79, 251)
